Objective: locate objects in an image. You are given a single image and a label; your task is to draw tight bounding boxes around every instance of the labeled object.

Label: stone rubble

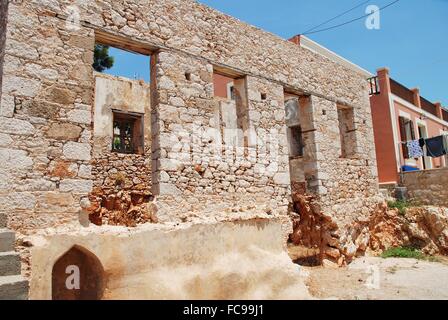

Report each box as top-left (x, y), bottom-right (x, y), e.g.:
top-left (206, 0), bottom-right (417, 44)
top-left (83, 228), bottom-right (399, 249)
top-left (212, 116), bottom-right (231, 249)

top-left (369, 204), bottom-right (448, 256)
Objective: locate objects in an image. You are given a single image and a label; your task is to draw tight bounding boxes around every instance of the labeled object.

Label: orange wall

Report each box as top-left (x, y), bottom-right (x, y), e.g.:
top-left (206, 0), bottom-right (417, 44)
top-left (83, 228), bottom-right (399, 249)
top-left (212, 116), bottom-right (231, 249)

top-left (370, 69), bottom-right (398, 184)
top-left (213, 73), bottom-right (234, 98)
top-left (371, 68), bottom-right (448, 185)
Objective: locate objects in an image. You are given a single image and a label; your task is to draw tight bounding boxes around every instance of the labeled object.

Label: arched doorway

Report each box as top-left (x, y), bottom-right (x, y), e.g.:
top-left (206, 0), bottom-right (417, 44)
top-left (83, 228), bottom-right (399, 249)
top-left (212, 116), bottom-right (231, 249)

top-left (52, 245), bottom-right (105, 300)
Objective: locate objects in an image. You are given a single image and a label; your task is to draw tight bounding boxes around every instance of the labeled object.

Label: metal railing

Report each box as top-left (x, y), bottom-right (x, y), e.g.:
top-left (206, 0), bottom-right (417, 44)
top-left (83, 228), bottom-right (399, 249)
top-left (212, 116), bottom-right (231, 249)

top-left (390, 79), bottom-right (414, 105)
top-left (420, 97), bottom-right (438, 117)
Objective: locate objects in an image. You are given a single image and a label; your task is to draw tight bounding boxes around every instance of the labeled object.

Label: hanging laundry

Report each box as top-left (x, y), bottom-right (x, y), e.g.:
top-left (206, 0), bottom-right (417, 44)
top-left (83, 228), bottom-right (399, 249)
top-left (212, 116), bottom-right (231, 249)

top-left (419, 138), bottom-right (425, 149)
top-left (406, 140), bottom-right (424, 158)
top-left (443, 134), bottom-right (448, 154)
top-left (425, 136), bottom-right (446, 158)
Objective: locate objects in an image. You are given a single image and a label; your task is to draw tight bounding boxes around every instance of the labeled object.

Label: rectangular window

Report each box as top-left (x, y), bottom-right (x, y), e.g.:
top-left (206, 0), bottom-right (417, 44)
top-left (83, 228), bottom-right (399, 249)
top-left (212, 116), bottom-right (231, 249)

top-left (228, 84), bottom-right (236, 101)
top-left (337, 106), bottom-right (357, 158)
top-left (287, 125), bottom-right (304, 157)
top-left (213, 68), bottom-right (249, 148)
top-left (398, 116), bottom-right (415, 159)
top-left (112, 111), bottom-right (144, 154)
top-left (284, 95), bottom-right (309, 158)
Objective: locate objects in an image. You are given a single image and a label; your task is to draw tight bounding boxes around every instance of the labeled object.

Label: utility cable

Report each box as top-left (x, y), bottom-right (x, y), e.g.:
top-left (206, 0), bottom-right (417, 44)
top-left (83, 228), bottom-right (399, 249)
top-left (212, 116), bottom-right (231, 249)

top-left (302, 0), bottom-right (371, 34)
top-left (302, 0), bottom-right (400, 35)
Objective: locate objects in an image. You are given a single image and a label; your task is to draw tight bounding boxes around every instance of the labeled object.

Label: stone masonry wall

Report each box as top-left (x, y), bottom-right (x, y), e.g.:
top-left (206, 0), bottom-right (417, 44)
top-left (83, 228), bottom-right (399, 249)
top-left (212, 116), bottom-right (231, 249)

top-left (0, 0), bottom-right (380, 250)
top-left (152, 50), bottom-right (291, 222)
top-left (89, 73), bottom-right (152, 226)
top-left (0, 2), bottom-right (95, 233)
top-left (401, 168), bottom-right (448, 207)
top-left (289, 95), bottom-right (381, 265)
top-left (310, 96), bottom-right (381, 264)
top-left (0, 0), bottom-right (8, 98)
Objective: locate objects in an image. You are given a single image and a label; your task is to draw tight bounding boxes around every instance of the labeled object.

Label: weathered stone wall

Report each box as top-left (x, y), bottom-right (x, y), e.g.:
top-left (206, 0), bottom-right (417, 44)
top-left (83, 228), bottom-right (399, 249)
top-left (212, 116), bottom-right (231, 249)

top-left (401, 168), bottom-right (448, 207)
top-left (0, 0), bottom-right (8, 99)
top-left (28, 219), bottom-right (311, 300)
top-left (0, 2), bottom-right (95, 233)
top-left (0, 0), bottom-right (381, 265)
top-left (89, 73), bottom-right (152, 226)
top-left (289, 95), bottom-right (381, 265)
top-left (93, 73), bottom-right (151, 155)
top-left (151, 50), bottom-right (291, 222)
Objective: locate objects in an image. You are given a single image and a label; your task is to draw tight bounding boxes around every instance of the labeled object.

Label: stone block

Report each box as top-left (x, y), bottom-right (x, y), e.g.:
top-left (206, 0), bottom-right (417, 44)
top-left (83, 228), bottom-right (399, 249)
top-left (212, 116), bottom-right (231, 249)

top-left (0, 252), bottom-right (21, 276)
top-left (63, 142), bottom-right (91, 161)
top-left (0, 148), bottom-right (33, 170)
top-left (159, 183), bottom-right (182, 196)
top-left (0, 275), bottom-right (29, 300)
top-left (59, 179), bottom-right (93, 193)
top-left (0, 117), bottom-right (35, 135)
top-left (273, 172), bottom-right (290, 185)
top-left (22, 100), bottom-right (59, 119)
top-left (2, 76), bottom-right (41, 97)
top-left (0, 192), bottom-right (36, 211)
top-left (46, 123), bottom-right (82, 141)
top-left (0, 95), bottom-right (14, 117)
top-left (45, 86), bottom-right (76, 105)
top-left (67, 109), bottom-right (92, 125)
top-left (0, 133), bottom-right (12, 147)
top-left (0, 229), bottom-right (14, 252)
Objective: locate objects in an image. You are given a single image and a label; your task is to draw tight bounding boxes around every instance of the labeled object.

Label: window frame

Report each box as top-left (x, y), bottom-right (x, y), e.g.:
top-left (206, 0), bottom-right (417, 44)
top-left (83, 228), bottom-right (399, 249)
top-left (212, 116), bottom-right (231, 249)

top-left (337, 105), bottom-right (357, 159)
top-left (287, 125), bottom-right (304, 158)
top-left (398, 115), bottom-right (416, 160)
top-left (226, 82), bottom-right (236, 101)
top-left (111, 110), bottom-right (145, 155)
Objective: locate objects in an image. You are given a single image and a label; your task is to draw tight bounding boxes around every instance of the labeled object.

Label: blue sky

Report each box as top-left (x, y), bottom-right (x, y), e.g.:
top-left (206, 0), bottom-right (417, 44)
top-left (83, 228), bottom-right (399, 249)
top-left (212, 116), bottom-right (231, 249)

top-left (106, 47), bottom-right (150, 82)
top-left (105, 0), bottom-right (447, 106)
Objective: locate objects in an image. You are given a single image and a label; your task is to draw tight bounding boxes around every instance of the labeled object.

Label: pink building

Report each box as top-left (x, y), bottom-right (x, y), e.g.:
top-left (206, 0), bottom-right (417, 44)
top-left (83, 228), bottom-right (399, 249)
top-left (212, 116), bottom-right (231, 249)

top-left (288, 35), bottom-right (448, 187)
top-left (370, 68), bottom-right (448, 185)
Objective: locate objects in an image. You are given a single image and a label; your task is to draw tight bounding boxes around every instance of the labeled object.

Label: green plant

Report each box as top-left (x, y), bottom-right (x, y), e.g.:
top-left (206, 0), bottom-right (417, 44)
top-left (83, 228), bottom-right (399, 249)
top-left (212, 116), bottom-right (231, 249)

top-left (114, 172), bottom-right (126, 187)
top-left (387, 199), bottom-right (411, 216)
top-left (93, 44), bottom-right (114, 72)
top-left (381, 246), bottom-right (425, 260)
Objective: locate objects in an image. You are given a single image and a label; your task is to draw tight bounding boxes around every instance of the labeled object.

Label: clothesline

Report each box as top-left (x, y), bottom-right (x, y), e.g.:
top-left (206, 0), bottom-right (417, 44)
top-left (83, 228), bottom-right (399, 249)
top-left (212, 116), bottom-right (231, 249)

top-left (402, 133), bottom-right (448, 160)
top-left (399, 132), bottom-right (448, 144)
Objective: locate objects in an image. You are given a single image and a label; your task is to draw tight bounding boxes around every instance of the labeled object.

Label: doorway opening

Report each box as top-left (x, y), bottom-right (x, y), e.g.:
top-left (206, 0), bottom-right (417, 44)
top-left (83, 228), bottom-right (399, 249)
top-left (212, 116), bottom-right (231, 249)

top-left (52, 246), bottom-right (105, 300)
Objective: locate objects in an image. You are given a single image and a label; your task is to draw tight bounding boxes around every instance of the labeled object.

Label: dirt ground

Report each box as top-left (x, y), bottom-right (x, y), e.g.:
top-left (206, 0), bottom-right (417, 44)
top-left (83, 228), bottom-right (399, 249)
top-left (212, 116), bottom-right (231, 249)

top-left (302, 256), bottom-right (448, 300)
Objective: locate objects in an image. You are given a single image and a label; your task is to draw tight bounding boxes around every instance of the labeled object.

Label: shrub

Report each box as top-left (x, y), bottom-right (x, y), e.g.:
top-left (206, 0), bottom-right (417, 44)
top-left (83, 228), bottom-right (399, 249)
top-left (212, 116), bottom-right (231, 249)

top-left (114, 172), bottom-right (127, 187)
top-left (381, 246), bottom-right (425, 260)
top-left (387, 199), bottom-right (411, 216)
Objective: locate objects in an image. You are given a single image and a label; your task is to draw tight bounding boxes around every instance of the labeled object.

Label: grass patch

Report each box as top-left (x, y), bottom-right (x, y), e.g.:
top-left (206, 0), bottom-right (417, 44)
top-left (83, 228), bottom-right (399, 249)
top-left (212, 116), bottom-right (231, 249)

top-left (387, 199), bottom-right (412, 216)
top-left (381, 246), bottom-right (437, 261)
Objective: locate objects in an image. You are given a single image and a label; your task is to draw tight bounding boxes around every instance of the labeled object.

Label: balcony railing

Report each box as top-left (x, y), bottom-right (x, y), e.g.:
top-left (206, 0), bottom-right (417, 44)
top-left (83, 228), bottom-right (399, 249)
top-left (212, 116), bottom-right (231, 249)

top-left (420, 97), bottom-right (438, 117)
top-left (443, 109), bottom-right (448, 122)
top-left (368, 76), bottom-right (380, 96)
top-left (390, 79), bottom-right (414, 105)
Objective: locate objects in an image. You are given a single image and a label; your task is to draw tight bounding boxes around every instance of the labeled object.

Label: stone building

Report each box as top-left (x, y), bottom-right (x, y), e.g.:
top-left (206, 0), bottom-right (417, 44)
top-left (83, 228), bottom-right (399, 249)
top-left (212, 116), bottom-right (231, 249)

top-left (0, 0), bottom-right (382, 299)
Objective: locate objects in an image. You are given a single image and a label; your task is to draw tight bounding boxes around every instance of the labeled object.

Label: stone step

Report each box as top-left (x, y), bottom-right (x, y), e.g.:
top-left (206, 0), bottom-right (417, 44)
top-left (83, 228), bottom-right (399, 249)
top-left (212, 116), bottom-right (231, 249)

top-left (0, 229), bottom-right (15, 252)
top-left (0, 251), bottom-right (21, 276)
top-left (0, 275), bottom-right (29, 300)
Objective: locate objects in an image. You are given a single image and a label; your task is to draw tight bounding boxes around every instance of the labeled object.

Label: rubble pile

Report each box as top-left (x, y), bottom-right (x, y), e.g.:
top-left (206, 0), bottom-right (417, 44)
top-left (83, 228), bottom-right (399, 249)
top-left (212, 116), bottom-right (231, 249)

top-left (89, 190), bottom-right (158, 227)
top-left (369, 205), bottom-right (448, 256)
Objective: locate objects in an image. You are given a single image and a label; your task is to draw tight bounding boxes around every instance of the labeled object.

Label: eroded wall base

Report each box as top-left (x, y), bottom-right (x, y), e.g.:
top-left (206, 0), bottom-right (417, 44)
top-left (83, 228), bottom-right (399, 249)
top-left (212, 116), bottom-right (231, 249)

top-left (28, 219), bottom-right (311, 300)
top-left (290, 185), bottom-right (380, 266)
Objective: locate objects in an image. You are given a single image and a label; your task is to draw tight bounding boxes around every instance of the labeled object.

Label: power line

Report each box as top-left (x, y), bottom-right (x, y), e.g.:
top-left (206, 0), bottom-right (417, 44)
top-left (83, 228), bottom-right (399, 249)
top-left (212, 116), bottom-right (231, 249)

top-left (302, 0), bottom-right (400, 36)
top-left (302, 0), bottom-right (371, 35)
